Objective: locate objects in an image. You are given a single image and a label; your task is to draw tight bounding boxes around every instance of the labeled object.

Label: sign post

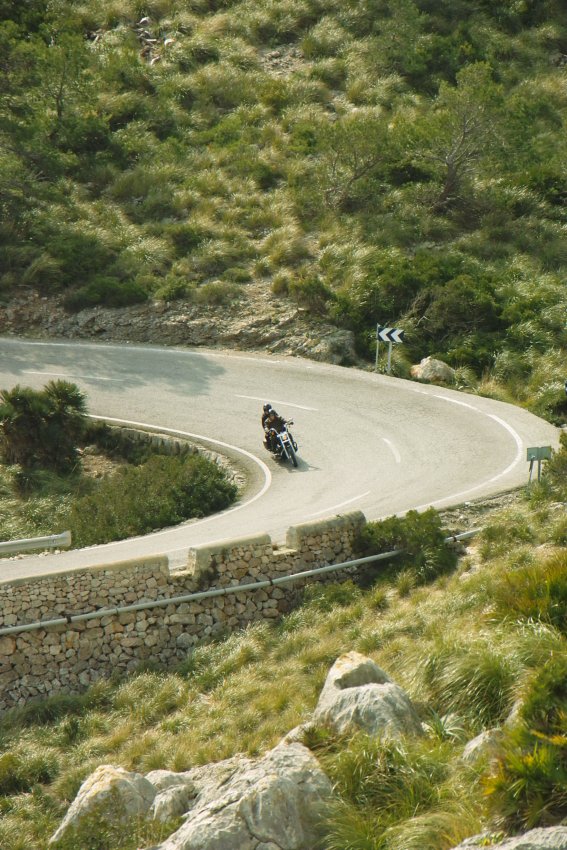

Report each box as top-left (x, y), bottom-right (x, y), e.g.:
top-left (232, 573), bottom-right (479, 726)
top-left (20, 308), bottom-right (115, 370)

top-left (376, 326), bottom-right (405, 374)
top-left (526, 446), bottom-right (552, 482)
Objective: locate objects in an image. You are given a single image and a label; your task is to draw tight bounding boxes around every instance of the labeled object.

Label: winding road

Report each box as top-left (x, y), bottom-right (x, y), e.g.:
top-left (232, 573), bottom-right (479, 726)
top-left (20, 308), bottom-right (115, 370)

top-left (0, 337), bottom-right (559, 580)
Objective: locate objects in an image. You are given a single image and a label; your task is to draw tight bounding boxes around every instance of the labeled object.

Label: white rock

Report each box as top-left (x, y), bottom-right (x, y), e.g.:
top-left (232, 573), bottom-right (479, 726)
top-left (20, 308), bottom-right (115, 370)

top-left (410, 356), bottom-right (456, 384)
top-left (156, 742), bottom-right (332, 850)
top-left (313, 651), bottom-right (423, 738)
top-left (449, 826), bottom-right (567, 850)
top-left (151, 785), bottom-right (196, 822)
top-left (49, 764), bottom-right (156, 845)
top-left (461, 729), bottom-right (503, 764)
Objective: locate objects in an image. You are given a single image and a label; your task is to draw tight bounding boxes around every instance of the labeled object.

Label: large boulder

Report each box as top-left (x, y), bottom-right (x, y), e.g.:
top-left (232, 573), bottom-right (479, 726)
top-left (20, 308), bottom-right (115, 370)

top-left (50, 743), bottom-right (331, 850)
top-left (410, 356), bottom-right (456, 384)
top-left (449, 827), bottom-right (567, 850)
top-left (312, 651), bottom-right (423, 738)
top-left (49, 764), bottom-right (156, 846)
top-left (156, 741), bottom-right (332, 850)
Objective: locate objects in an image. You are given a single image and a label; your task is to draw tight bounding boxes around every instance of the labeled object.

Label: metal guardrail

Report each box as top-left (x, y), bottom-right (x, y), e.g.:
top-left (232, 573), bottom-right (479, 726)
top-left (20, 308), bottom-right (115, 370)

top-left (0, 530), bottom-right (480, 637)
top-left (0, 530), bottom-right (72, 556)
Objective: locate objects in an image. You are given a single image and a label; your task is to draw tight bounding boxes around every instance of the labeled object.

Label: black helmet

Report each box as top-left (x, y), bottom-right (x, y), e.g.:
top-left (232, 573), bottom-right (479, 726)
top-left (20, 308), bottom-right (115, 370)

top-left (263, 403), bottom-right (272, 413)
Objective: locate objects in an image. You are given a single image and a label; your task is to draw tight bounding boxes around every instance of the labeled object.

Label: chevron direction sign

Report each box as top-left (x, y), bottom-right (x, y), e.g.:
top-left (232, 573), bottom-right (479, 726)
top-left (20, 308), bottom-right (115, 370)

top-left (376, 325), bottom-right (405, 344)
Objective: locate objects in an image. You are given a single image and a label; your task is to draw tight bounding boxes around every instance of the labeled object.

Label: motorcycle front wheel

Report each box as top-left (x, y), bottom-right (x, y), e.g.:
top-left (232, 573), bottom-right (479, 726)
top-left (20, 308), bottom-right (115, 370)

top-left (287, 443), bottom-right (298, 468)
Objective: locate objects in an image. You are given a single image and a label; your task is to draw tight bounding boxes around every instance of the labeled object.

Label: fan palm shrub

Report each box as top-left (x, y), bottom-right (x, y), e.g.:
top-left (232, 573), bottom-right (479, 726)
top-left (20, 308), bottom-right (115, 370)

top-left (0, 381), bottom-right (87, 475)
top-left (484, 652), bottom-right (567, 831)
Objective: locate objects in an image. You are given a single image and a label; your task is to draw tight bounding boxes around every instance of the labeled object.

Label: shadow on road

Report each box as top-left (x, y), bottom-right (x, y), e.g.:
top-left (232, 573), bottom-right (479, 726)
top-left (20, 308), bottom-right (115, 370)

top-left (0, 338), bottom-right (225, 397)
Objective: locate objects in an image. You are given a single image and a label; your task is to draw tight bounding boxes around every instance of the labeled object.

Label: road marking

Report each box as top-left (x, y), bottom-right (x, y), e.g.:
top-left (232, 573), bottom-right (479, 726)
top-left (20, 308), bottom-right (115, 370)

top-left (412, 413), bottom-right (524, 511)
top-left (382, 437), bottom-right (401, 463)
top-left (88, 416), bottom-right (272, 538)
top-left (307, 491), bottom-right (371, 518)
top-left (432, 393), bottom-right (479, 411)
top-left (23, 370), bottom-right (124, 382)
top-left (3, 338), bottom-right (283, 365)
top-left (235, 394), bottom-right (318, 411)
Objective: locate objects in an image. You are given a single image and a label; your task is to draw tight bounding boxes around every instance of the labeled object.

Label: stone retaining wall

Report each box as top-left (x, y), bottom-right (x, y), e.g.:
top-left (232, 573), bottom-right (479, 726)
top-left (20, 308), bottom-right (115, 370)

top-left (0, 512), bottom-right (366, 713)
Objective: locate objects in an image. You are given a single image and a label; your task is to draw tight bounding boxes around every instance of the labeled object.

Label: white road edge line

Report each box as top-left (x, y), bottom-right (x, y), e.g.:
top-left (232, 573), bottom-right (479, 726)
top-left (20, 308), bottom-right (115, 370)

top-left (381, 437), bottom-right (401, 463)
top-left (235, 394), bottom-right (318, 412)
top-left (23, 370), bottom-right (124, 382)
top-left (88, 415), bottom-right (272, 543)
top-left (3, 338), bottom-right (283, 365)
top-left (308, 491), bottom-right (371, 518)
top-left (412, 411), bottom-right (525, 512)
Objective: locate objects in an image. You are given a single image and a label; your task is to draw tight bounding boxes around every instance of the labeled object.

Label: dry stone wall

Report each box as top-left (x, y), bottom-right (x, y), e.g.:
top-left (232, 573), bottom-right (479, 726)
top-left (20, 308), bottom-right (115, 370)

top-left (0, 512), bottom-right (365, 713)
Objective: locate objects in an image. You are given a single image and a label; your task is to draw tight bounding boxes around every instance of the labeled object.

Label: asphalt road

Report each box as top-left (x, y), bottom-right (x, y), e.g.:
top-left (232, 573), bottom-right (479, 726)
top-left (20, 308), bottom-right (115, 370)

top-left (0, 337), bottom-right (559, 580)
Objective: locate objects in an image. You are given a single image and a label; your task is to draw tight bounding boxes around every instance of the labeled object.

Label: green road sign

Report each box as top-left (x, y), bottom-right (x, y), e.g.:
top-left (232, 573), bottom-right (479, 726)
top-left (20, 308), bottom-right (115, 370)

top-left (526, 446), bottom-right (552, 461)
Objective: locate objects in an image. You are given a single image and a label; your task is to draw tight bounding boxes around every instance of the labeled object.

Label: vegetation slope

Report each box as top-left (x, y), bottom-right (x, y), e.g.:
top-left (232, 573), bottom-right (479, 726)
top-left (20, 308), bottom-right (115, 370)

top-left (0, 437), bottom-right (565, 850)
top-left (0, 2), bottom-right (566, 848)
top-left (1, 0), bottom-right (566, 420)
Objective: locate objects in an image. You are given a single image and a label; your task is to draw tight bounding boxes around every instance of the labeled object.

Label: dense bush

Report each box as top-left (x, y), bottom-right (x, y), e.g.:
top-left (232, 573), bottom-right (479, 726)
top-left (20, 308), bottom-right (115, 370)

top-left (62, 276), bottom-right (148, 311)
top-left (354, 508), bottom-right (457, 584)
top-left (68, 453), bottom-right (237, 546)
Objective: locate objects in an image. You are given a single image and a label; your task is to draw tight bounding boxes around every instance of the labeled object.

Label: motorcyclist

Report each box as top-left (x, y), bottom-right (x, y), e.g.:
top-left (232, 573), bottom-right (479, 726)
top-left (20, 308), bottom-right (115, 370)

top-left (262, 403), bottom-right (286, 452)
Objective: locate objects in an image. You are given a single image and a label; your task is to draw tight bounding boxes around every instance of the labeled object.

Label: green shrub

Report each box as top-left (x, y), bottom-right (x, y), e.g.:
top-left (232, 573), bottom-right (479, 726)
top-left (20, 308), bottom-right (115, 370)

top-left (354, 508), bottom-right (457, 585)
top-left (68, 454), bottom-right (237, 546)
top-left (302, 579), bottom-right (361, 612)
top-left (544, 432), bottom-right (567, 500)
top-left (62, 277), bottom-right (148, 311)
top-left (271, 270), bottom-right (292, 295)
top-left (0, 381), bottom-right (87, 475)
top-left (490, 550), bottom-right (567, 635)
top-left (164, 222), bottom-right (207, 254)
top-left (45, 231), bottom-right (119, 291)
top-left (550, 512), bottom-right (567, 546)
top-left (309, 58), bottom-right (347, 89)
top-left (193, 280), bottom-right (243, 306)
top-left (485, 728), bottom-right (567, 831)
top-left (484, 654), bottom-right (567, 830)
top-left (0, 747), bottom-right (60, 795)
top-left (422, 639), bottom-right (517, 729)
top-left (288, 274), bottom-right (333, 314)
top-left (153, 276), bottom-right (193, 301)
top-left (320, 735), bottom-right (453, 848)
top-left (222, 266), bottom-right (252, 283)
top-left (263, 226), bottom-right (312, 267)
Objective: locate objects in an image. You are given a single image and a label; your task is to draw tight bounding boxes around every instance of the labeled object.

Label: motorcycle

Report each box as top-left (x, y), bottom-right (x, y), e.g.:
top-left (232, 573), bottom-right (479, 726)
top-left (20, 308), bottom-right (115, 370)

top-left (268, 420), bottom-right (299, 468)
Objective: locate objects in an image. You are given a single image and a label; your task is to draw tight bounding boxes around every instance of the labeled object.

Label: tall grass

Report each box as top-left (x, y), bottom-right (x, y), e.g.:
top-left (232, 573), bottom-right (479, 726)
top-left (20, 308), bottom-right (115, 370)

top-left (1, 490), bottom-right (565, 849)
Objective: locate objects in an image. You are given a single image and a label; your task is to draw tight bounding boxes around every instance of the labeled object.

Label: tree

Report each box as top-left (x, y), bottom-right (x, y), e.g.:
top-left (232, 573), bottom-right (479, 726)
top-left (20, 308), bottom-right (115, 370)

top-left (315, 109), bottom-right (392, 210)
top-left (407, 63), bottom-right (503, 211)
top-left (0, 380), bottom-right (87, 473)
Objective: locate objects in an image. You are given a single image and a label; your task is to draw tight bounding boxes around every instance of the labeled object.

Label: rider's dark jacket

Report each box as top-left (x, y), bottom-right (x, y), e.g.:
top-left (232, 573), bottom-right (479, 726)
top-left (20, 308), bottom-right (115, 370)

top-left (263, 412), bottom-right (286, 433)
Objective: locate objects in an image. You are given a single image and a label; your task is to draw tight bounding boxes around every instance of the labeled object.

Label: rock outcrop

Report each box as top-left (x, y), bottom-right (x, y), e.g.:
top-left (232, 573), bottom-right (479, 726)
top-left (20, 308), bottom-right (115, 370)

top-left (49, 743), bottom-right (332, 849)
top-left (0, 288), bottom-right (357, 365)
top-left (49, 655), bottom-right (560, 850)
top-left (157, 742), bottom-right (332, 850)
top-left (312, 650), bottom-right (423, 737)
top-left (49, 764), bottom-right (157, 846)
top-left (449, 827), bottom-right (567, 850)
top-left (461, 728), bottom-right (503, 764)
top-left (410, 356), bottom-right (456, 384)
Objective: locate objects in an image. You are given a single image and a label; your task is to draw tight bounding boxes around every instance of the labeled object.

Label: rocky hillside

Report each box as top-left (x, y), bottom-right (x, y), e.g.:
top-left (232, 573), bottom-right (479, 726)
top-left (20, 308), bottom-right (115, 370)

top-left (47, 651), bottom-right (567, 850)
top-left (0, 283), bottom-right (358, 366)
